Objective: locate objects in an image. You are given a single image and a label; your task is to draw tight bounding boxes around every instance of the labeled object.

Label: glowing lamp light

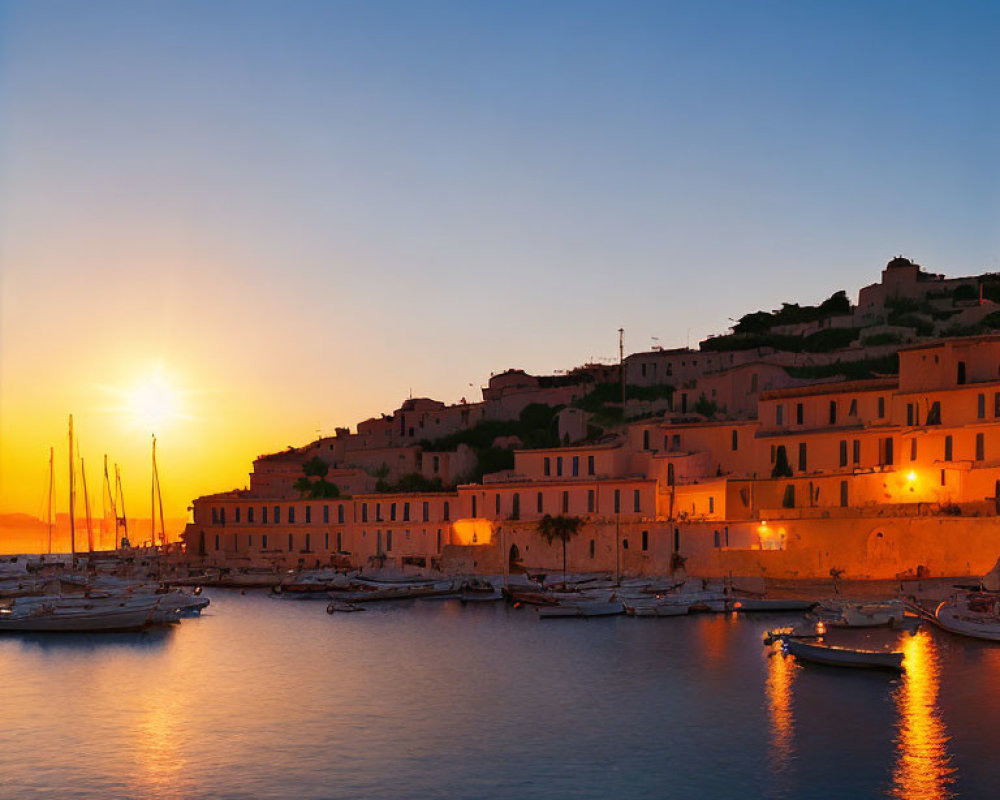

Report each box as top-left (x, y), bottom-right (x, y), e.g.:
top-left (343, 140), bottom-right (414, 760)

top-left (816, 621), bottom-right (826, 636)
top-left (907, 471), bottom-right (917, 483)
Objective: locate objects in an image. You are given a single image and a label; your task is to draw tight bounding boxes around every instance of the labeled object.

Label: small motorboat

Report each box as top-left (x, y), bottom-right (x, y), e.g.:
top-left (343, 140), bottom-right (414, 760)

top-left (326, 600), bottom-right (365, 614)
top-left (782, 636), bottom-right (904, 672)
top-left (459, 579), bottom-right (502, 603)
top-left (621, 598), bottom-right (689, 617)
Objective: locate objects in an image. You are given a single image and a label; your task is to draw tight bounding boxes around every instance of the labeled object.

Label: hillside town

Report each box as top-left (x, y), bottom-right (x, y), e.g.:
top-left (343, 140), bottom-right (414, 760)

top-left (183, 257), bottom-right (1000, 581)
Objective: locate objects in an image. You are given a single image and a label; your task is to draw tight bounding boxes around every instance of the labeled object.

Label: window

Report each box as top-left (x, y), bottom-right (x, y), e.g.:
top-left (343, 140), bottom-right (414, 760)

top-left (667, 463), bottom-right (675, 486)
top-left (211, 508), bottom-right (218, 525)
top-left (633, 489), bottom-right (641, 513)
top-left (798, 442), bottom-right (807, 472)
top-left (852, 440), bottom-right (861, 464)
top-left (708, 496), bottom-right (715, 513)
top-left (495, 494), bottom-right (501, 515)
top-left (587, 455), bottom-right (595, 475)
top-left (323, 505), bottom-right (329, 523)
top-left (614, 489), bottom-right (621, 514)
top-left (945, 435), bottom-right (953, 462)
top-left (471, 496), bottom-right (477, 517)
top-left (643, 431), bottom-right (650, 450)
top-left (957, 361), bottom-right (967, 385)
top-left (274, 506), bottom-right (280, 524)
top-left (572, 455), bottom-right (580, 476)
top-left (248, 507), bottom-right (254, 523)
top-left (262, 506), bottom-right (268, 524)
top-left (403, 502), bottom-right (410, 522)
top-left (587, 489), bottom-right (595, 513)
top-left (386, 530), bottom-right (393, 552)
top-left (776, 405), bottom-right (784, 426)
top-left (673, 528), bottom-right (680, 552)
top-left (536, 492), bottom-right (543, 513)
top-left (840, 481), bottom-right (848, 507)
top-left (390, 503), bottom-right (396, 522)
top-left (324, 533), bottom-right (329, 550)
top-left (432, 456), bottom-right (440, 473)
top-left (829, 401), bottom-right (837, 425)
top-left (839, 440), bottom-right (848, 467)
top-left (443, 502), bottom-right (450, 521)
top-left (288, 507), bottom-right (295, 524)
top-left (436, 529), bottom-right (442, 552)
top-left (880, 437), bottom-right (894, 466)
top-left (305, 533), bottom-right (311, 552)
top-left (911, 439), bottom-right (918, 461)
top-left (422, 501), bottom-right (429, 522)
top-left (641, 530), bottom-right (649, 551)
top-left (262, 534), bottom-right (268, 549)
top-left (589, 539), bottom-right (595, 558)
top-left (796, 403), bottom-right (804, 425)
top-left (214, 534), bottom-right (219, 551)
top-left (512, 493), bottom-right (520, 520)
top-left (849, 399), bottom-right (858, 417)
top-left (562, 491), bottom-right (569, 513)
top-left (671, 434), bottom-right (681, 450)
top-left (235, 507), bottom-right (241, 523)
top-left (556, 457), bottom-right (563, 477)
top-left (978, 394), bottom-right (986, 419)
top-left (878, 397), bottom-right (885, 418)
top-left (714, 530), bottom-right (721, 548)
top-left (543, 457), bottom-right (551, 476)
top-left (976, 433), bottom-right (985, 462)
top-left (731, 430), bottom-right (738, 451)
top-left (376, 503), bottom-right (383, 522)
top-left (336, 532), bottom-right (342, 551)
top-left (288, 533), bottom-right (293, 552)
top-left (927, 402), bottom-right (941, 425)
top-left (361, 504), bottom-right (368, 523)
top-left (907, 404), bottom-right (915, 426)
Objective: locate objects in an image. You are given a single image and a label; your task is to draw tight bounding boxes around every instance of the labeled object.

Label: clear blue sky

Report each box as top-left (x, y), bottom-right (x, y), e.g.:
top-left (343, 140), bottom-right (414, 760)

top-left (1, 1), bottom-right (999, 510)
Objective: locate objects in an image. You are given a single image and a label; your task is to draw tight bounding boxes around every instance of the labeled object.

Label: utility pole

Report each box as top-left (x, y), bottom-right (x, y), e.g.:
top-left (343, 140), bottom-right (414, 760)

top-left (619, 328), bottom-right (625, 421)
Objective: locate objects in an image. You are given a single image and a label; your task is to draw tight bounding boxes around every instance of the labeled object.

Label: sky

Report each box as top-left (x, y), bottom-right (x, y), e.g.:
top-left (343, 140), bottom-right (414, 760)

top-left (1, 0), bottom-right (998, 528)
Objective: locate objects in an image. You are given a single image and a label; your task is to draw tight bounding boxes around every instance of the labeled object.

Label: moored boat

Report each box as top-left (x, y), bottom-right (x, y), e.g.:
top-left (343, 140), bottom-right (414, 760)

top-left (782, 636), bottom-right (904, 671)
top-left (0, 594), bottom-right (158, 633)
top-left (926, 593), bottom-right (1000, 641)
top-left (537, 600), bottom-right (624, 619)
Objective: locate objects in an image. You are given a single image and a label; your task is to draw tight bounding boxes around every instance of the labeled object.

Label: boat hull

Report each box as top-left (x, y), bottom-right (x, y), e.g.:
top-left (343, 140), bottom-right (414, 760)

top-left (784, 637), bottom-right (904, 671)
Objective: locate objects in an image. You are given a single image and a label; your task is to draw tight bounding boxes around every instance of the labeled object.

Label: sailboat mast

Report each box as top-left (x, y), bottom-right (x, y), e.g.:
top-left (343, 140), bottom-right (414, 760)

top-left (68, 415), bottom-right (76, 560)
top-left (115, 464), bottom-right (129, 548)
top-left (47, 447), bottom-right (54, 555)
top-left (151, 434), bottom-right (155, 547)
top-left (81, 457), bottom-right (94, 553)
top-left (152, 435), bottom-right (166, 547)
top-left (103, 455), bottom-right (114, 552)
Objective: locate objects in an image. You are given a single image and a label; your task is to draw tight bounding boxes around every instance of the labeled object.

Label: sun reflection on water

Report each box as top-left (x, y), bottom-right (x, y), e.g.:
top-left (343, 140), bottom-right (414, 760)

top-left (892, 629), bottom-right (955, 800)
top-left (765, 643), bottom-right (798, 777)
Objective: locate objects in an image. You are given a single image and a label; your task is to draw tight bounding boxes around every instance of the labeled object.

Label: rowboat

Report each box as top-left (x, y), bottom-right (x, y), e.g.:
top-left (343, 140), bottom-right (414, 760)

top-left (622, 600), bottom-right (689, 617)
top-left (327, 579), bottom-right (459, 603)
top-left (727, 597), bottom-right (816, 612)
top-left (783, 636), bottom-right (904, 672)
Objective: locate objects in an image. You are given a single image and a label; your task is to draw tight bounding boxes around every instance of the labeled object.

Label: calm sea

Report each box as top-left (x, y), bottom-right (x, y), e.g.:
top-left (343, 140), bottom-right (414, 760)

top-left (0, 590), bottom-right (996, 799)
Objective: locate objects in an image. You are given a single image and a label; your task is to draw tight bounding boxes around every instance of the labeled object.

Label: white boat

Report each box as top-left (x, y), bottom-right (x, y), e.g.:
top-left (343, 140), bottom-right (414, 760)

top-left (783, 636), bottom-right (904, 672)
top-left (150, 590), bottom-right (210, 622)
top-left (824, 600), bottom-right (905, 628)
top-left (460, 579), bottom-right (502, 602)
top-left (328, 578), bottom-right (459, 603)
top-left (931, 593), bottom-right (1000, 641)
top-left (0, 594), bottom-right (158, 632)
top-left (537, 600), bottom-right (624, 619)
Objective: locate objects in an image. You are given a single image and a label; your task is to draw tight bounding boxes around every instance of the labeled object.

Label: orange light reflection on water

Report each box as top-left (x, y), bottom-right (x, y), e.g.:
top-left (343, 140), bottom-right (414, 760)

top-left (892, 629), bottom-right (955, 800)
top-left (765, 643), bottom-right (798, 776)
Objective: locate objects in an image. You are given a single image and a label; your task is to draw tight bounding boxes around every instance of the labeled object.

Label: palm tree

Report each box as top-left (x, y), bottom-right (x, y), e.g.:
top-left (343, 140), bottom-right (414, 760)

top-left (538, 514), bottom-right (584, 581)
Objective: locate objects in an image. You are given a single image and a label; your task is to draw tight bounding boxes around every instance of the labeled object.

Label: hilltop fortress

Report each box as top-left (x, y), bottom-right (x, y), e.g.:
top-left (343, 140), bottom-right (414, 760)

top-left (183, 257), bottom-right (1000, 580)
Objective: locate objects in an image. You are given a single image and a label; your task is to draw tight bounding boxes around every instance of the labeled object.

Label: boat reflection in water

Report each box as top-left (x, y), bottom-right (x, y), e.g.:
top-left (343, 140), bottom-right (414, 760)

top-left (765, 642), bottom-right (799, 782)
top-left (892, 629), bottom-right (955, 800)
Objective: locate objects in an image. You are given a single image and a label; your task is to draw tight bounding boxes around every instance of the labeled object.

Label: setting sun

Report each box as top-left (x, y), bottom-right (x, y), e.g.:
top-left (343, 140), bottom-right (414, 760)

top-left (104, 366), bottom-right (189, 434)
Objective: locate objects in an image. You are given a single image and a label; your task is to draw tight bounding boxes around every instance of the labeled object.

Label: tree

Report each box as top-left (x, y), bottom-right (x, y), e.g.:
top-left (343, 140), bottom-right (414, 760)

top-left (537, 514), bottom-right (584, 581)
top-left (303, 457), bottom-right (329, 478)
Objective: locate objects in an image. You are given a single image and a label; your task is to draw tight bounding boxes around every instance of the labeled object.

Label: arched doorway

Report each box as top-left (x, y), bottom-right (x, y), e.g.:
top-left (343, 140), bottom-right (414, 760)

top-left (508, 543), bottom-right (522, 573)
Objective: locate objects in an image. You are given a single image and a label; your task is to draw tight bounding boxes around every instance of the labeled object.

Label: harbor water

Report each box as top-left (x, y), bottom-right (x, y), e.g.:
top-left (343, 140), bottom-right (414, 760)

top-left (1, 590), bottom-right (997, 799)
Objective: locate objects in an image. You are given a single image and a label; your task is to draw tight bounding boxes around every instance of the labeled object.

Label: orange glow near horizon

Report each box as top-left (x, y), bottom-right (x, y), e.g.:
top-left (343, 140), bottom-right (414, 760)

top-left (891, 629), bottom-right (955, 800)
